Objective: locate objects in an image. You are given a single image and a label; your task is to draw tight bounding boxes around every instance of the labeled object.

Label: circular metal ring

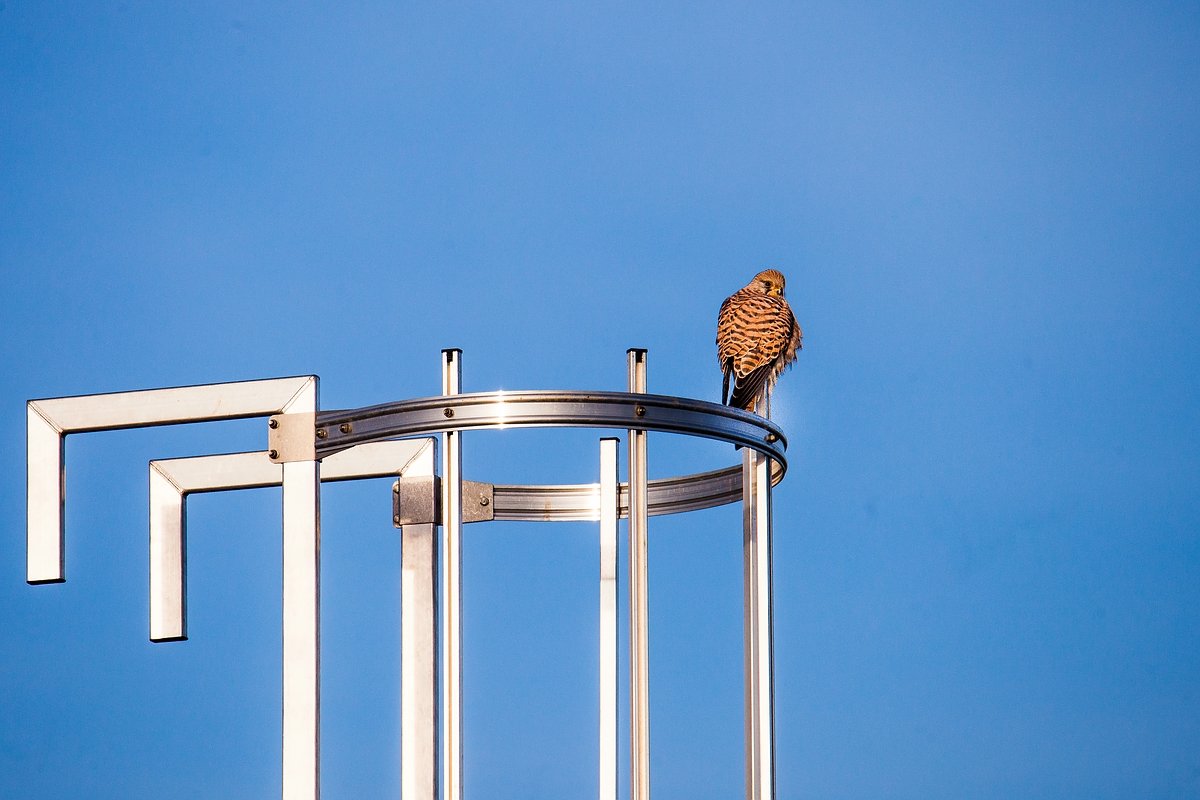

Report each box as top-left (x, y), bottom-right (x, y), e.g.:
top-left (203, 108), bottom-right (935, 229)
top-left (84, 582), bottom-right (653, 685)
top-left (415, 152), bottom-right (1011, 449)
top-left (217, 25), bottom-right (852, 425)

top-left (316, 390), bottom-right (788, 470)
top-left (487, 460), bottom-right (786, 522)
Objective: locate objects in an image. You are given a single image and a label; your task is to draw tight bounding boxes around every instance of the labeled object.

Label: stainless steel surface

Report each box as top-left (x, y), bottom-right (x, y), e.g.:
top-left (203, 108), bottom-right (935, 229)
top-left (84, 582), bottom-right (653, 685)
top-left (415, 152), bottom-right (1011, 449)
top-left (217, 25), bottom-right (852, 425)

top-left (441, 349), bottom-right (464, 800)
top-left (486, 461), bottom-right (785, 523)
top-left (400, 442), bottom-right (439, 800)
top-left (395, 477), bottom-right (443, 526)
top-left (149, 451), bottom-right (280, 642)
top-left (26, 405), bottom-right (64, 584)
top-left (282, 378), bottom-right (320, 800)
top-left (269, 411), bottom-right (318, 463)
top-left (27, 376), bottom-right (316, 584)
top-left (28, 376), bottom-right (318, 431)
top-left (148, 440), bottom-right (434, 643)
top-left (460, 480), bottom-right (494, 524)
top-left (599, 438), bottom-right (619, 800)
top-left (316, 391), bottom-right (786, 467)
top-left (149, 464), bottom-right (190, 641)
top-left (627, 349), bottom-right (651, 800)
top-left (26, 350), bottom-right (792, 800)
top-left (393, 478), bottom-right (492, 527)
top-left (742, 445), bottom-right (776, 800)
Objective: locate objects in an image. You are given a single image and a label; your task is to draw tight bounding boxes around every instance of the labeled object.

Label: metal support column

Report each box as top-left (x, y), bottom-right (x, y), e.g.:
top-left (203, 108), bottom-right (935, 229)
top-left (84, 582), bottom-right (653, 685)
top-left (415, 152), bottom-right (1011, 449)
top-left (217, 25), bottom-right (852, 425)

top-left (626, 348), bottom-right (650, 800)
top-left (282, 380), bottom-right (321, 800)
top-left (441, 349), bottom-right (464, 800)
top-left (742, 404), bottom-right (775, 800)
top-left (598, 438), bottom-right (620, 800)
top-left (401, 444), bottom-right (440, 800)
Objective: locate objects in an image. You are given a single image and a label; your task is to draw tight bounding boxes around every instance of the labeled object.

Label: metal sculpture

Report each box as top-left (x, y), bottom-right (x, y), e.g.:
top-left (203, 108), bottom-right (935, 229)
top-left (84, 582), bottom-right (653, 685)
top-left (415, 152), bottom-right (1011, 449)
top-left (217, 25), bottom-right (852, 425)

top-left (25, 349), bottom-right (785, 800)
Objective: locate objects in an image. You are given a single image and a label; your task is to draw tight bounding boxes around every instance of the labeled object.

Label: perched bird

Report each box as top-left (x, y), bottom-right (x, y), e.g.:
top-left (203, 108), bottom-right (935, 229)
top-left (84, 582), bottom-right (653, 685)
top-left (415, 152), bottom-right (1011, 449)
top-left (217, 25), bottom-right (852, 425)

top-left (716, 270), bottom-right (803, 413)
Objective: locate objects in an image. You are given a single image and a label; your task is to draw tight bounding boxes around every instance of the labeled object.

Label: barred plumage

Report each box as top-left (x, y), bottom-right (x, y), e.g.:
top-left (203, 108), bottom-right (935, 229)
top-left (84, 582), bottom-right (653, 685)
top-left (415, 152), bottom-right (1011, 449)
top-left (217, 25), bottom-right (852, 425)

top-left (716, 270), bottom-right (802, 412)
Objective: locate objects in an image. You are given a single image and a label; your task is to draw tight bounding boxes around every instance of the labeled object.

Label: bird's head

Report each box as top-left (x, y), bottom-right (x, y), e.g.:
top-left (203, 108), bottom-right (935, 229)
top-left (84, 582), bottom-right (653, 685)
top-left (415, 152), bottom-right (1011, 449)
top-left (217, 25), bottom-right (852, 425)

top-left (750, 269), bottom-right (787, 297)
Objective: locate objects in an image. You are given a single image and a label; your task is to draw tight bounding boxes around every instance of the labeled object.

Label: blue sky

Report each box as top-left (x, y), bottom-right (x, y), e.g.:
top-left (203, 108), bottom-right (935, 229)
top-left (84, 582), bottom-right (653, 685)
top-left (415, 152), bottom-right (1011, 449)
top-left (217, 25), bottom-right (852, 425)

top-left (2, 1), bottom-right (1198, 798)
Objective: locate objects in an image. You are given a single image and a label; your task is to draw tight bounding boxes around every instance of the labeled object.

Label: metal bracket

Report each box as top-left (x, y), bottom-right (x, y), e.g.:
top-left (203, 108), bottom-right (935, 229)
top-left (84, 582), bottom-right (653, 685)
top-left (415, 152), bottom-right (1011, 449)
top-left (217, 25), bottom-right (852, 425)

top-left (462, 480), bottom-right (494, 523)
top-left (394, 476), bottom-right (442, 526)
top-left (268, 412), bottom-right (317, 463)
top-left (392, 477), bottom-right (493, 526)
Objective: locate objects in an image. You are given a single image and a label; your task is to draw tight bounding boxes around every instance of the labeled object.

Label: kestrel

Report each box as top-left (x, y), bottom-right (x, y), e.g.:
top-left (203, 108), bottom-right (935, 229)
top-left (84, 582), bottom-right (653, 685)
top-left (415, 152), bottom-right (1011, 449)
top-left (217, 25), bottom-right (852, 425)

top-left (716, 270), bottom-right (803, 413)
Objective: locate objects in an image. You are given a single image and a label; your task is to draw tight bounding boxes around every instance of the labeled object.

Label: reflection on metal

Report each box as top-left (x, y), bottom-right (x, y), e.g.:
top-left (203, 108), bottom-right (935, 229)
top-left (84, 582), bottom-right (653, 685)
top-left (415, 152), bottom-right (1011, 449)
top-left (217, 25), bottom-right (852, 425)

top-left (25, 375), bottom-right (323, 800)
top-left (441, 349), bottom-right (464, 800)
top-left (480, 462), bottom-right (785, 523)
top-left (27, 376), bottom-right (316, 584)
top-left (743, 412), bottom-right (775, 800)
top-left (148, 439), bottom-right (434, 642)
top-left (25, 348), bottom-right (789, 800)
top-left (281, 379), bottom-right (320, 800)
top-left (599, 438), bottom-right (619, 800)
top-left (398, 442), bottom-right (439, 800)
top-left (627, 349), bottom-right (651, 800)
top-left (315, 392), bottom-right (787, 467)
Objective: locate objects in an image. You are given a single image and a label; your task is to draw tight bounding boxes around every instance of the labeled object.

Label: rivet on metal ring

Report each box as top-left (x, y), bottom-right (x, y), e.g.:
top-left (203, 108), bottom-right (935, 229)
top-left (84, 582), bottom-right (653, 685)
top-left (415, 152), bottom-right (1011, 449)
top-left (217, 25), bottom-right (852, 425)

top-left (444, 408), bottom-right (454, 418)
top-left (316, 428), bottom-right (327, 439)
top-left (765, 433), bottom-right (778, 443)
top-left (635, 406), bottom-right (646, 417)
top-left (268, 418), bottom-right (279, 429)
top-left (268, 449), bottom-right (279, 459)
top-left (340, 423), bottom-right (352, 434)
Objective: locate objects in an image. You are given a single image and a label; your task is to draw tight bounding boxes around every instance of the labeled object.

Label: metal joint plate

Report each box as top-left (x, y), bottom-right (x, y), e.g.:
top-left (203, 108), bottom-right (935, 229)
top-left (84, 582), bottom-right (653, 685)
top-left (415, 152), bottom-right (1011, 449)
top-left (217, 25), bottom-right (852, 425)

top-left (393, 476), bottom-right (442, 526)
top-left (268, 412), bottom-right (317, 463)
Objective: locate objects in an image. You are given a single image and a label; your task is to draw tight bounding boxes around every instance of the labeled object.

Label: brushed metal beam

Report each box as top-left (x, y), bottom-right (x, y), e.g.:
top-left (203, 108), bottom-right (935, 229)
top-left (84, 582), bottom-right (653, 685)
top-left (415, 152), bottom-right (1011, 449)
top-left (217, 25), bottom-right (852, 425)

top-left (147, 439), bottom-right (434, 642)
top-left (27, 376), bottom-right (316, 584)
top-left (599, 438), bottom-right (620, 800)
top-left (627, 349), bottom-right (651, 800)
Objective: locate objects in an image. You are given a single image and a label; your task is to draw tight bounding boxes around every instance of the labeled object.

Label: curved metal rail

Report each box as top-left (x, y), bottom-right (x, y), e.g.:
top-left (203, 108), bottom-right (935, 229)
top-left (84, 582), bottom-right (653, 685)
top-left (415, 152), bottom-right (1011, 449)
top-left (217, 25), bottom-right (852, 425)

top-left (315, 390), bottom-right (788, 468)
top-left (488, 460), bottom-right (786, 522)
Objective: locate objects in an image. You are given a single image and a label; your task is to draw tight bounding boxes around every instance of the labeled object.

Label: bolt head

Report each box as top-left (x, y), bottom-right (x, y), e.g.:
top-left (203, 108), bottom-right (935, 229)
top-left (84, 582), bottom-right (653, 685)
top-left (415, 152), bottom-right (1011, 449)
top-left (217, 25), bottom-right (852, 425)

top-left (480, 497), bottom-right (490, 506)
top-left (268, 449), bottom-right (279, 459)
top-left (339, 423), bottom-right (352, 434)
top-left (268, 418), bottom-right (279, 429)
top-left (444, 408), bottom-right (454, 418)
top-left (316, 428), bottom-right (327, 439)
top-left (635, 405), bottom-right (646, 417)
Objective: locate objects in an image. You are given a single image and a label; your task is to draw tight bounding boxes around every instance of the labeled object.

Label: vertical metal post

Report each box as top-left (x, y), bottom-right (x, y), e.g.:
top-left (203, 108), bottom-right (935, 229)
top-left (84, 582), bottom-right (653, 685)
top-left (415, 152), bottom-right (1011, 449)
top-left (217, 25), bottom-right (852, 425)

top-left (441, 349), bottom-right (464, 800)
top-left (742, 396), bottom-right (775, 800)
top-left (282, 380), bottom-right (321, 800)
top-left (26, 405), bottom-right (64, 584)
top-left (149, 464), bottom-right (187, 641)
top-left (403, 521), bottom-right (440, 800)
top-left (402, 442), bottom-right (440, 800)
top-left (599, 438), bottom-right (620, 800)
top-left (626, 348), bottom-right (651, 800)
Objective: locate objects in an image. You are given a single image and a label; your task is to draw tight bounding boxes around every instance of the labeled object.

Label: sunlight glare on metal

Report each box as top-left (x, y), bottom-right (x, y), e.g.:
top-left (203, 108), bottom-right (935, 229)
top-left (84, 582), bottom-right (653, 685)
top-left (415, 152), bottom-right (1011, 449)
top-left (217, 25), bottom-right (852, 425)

top-left (24, 350), bottom-right (787, 800)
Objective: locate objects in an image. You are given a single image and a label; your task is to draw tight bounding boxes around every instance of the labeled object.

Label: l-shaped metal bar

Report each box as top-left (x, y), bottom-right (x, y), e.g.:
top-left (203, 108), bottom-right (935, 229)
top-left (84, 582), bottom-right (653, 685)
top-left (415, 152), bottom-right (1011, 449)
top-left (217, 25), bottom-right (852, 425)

top-left (27, 376), bottom-right (317, 584)
top-left (147, 439), bottom-right (434, 642)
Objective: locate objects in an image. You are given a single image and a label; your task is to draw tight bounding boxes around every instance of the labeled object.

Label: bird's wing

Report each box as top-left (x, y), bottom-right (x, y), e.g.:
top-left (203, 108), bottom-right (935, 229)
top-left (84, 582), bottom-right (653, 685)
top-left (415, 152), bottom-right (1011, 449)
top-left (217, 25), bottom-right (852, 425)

top-left (716, 293), bottom-right (742, 367)
top-left (729, 295), bottom-right (794, 378)
top-left (717, 292), bottom-right (798, 410)
top-left (718, 290), bottom-right (781, 369)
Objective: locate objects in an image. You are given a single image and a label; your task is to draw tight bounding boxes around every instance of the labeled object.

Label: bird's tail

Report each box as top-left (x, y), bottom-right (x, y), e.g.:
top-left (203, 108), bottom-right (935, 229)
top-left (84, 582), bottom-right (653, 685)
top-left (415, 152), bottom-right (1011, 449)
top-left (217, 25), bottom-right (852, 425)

top-left (721, 359), bottom-right (732, 406)
top-left (728, 363), bottom-right (771, 412)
